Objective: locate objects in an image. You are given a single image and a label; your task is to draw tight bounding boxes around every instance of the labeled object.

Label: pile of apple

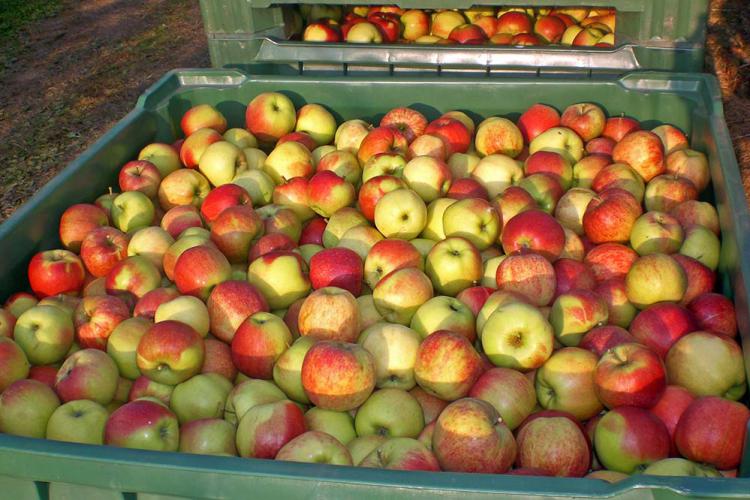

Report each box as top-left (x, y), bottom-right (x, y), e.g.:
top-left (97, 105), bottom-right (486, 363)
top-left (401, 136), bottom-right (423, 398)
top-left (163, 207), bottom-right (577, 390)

top-left (0, 89), bottom-right (747, 482)
top-left (298, 5), bottom-right (615, 47)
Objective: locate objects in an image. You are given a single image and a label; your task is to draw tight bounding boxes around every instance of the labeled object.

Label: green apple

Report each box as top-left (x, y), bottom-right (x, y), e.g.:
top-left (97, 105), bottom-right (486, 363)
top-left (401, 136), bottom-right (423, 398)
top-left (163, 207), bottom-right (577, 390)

top-left (373, 267), bottom-right (434, 325)
top-left (224, 128), bottom-right (258, 149)
top-left (374, 189), bottom-right (427, 240)
top-left (680, 225), bottom-right (720, 271)
top-left (358, 322), bottom-right (421, 390)
top-left (14, 304), bottom-right (74, 365)
top-left (338, 225), bottom-right (384, 260)
top-left (529, 126), bottom-right (584, 163)
top-left (554, 187), bottom-right (596, 235)
top-left (322, 207), bottom-right (368, 248)
top-left (304, 407), bottom-right (356, 445)
top-left (447, 152), bottom-right (480, 179)
top-left (232, 168), bottom-right (275, 207)
top-left (247, 251), bottom-right (311, 309)
top-left (550, 290), bottom-right (609, 347)
top-left (442, 198), bottom-right (500, 251)
top-left (470, 154), bottom-right (523, 198)
top-left (264, 141), bottom-right (314, 185)
top-left (354, 388), bottom-right (424, 438)
top-left (0, 337), bottom-right (30, 392)
top-left (362, 153), bottom-right (407, 183)
top-left (276, 430), bottom-right (353, 465)
top-left (535, 347), bottom-right (603, 421)
top-left (482, 255), bottom-right (506, 288)
top-left (641, 457), bottom-right (721, 477)
top-left (224, 379), bottom-right (287, 425)
top-left (155, 295), bottom-right (210, 337)
top-left (410, 295), bottom-right (475, 343)
top-left (630, 211), bottom-right (684, 255)
top-left (476, 290), bottom-right (526, 336)
top-left (402, 156), bottom-right (452, 202)
top-left (625, 254), bottom-right (687, 309)
top-left (410, 238), bottom-right (436, 261)
top-left (179, 418), bottom-right (238, 456)
top-left (347, 435), bottom-right (387, 465)
top-left (170, 373), bottom-right (233, 423)
top-left (0, 379), bottom-right (60, 438)
top-left (107, 317), bottom-right (152, 380)
top-left (425, 236), bottom-right (482, 296)
top-left (295, 103), bottom-right (337, 146)
top-left (46, 400), bottom-right (108, 444)
top-left (357, 294), bottom-right (383, 332)
top-left (273, 336), bottom-right (316, 404)
top-left (482, 301), bottom-right (554, 371)
top-left (199, 141), bottom-right (248, 187)
top-left (111, 191), bottom-right (155, 234)
top-left (468, 367), bottom-right (537, 430)
top-left (421, 198), bottom-right (457, 241)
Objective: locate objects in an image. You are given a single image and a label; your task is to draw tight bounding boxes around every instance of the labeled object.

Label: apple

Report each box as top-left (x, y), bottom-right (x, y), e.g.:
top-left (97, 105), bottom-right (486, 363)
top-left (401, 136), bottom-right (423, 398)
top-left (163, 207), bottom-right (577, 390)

top-left (301, 340), bottom-right (375, 411)
top-left (470, 154), bottom-right (524, 199)
top-left (596, 279), bottom-right (636, 328)
top-left (5, 292), bottom-right (38, 319)
top-left (298, 286), bottom-right (359, 343)
top-left (474, 117), bottom-right (523, 158)
top-left (27, 365), bottom-right (59, 390)
top-left (535, 347), bottom-right (603, 421)
top-left (138, 142), bottom-right (181, 177)
top-left (374, 188), bottom-right (427, 240)
top-left (515, 410), bottom-right (591, 477)
top-left (180, 128), bottom-right (223, 169)
top-left (299, 217), bottom-right (327, 246)
top-left (118, 160), bottom-right (162, 199)
top-left (584, 243), bottom-right (638, 282)
top-left (415, 330), bottom-right (483, 401)
top-left (46, 399), bottom-right (108, 445)
top-left (245, 91), bottom-right (296, 144)
top-left (496, 11), bottom-right (533, 35)
top-left (127, 226), bottom-right (174, 273)
top-left (0, 337), bottom-right (29, 392)
top-left (58, 203), bottom-right (108, 253)
top-left (28, 249), bottom-right (86, 298)
top-left (363, 239), bottom-right (422, 290)
top-left (517, 173), bottom-right (565, 213)
top-left (665, 149), bottom-right (710, 193)
top-left (672, 255), bottom-right (715, 306)
top-left (594, 343), bottom-right (666, 409)
top-left (105, 399), bottom-right (179, 451)
top-left (179, 418), bottom-right (237, 456)
top-left (670, 200), bottom-right (720, 235)
top-left (675, 396), bottom-right (750, 470)
top-left (380, 107), bottom-right (427, 144)
top-left (0, 379), bottom-right (60, 438)
top-left (161, 205), bottom-right (203, 239)
top-left (448, 23), bottom-right (488, 44)
top-left (550, 289), bottom-right (608, 347)
top-left (408, 134), bottom-right (447, 161)
top-left (346, 21), bottom-right (383, 42)
top-left (73, 295), bottom-right (130, 350)
top-left (424, 236), bottom-right (482, 296)
top-left (230, 311), bottom-right (292, 379)
top-left (338, 225), bottom-right (383, 260)
top-left (247, 251), bottom-right (311, 310)
top-left (431, 10), bottom-right (466, 38)
top-left (307, 170), bottom-right (356, 218)
top-left (55, 348), bottom-right (120, 405)
top-left (223, 379), bottom-right (286, 425)
top-left (629, 211), bottom-right (684, 255)
top-left (232, 168), bottom-right (275, 207)
top-left (651, 124), bottom-right (689, 155)
top-left (650, 385), bottom-right (695, 455)
top-left (356, 294), bottom-right (382, 332)
top-left (136, 320), bottom-right (205, 386)
top-left (611, 130), bottom-right (665, 181)
top-left (401, 9), bottom-right (430, 40)
top-left (679, 224), bottom-right (720, 271)
top-left (447, 151), bottom-right (480, 178)
top-left (321, 206), bottom-right (368, 248)
top-left (529, 127), bottom-right (584, 163)
top-left (303, 407), bottom-right (356, 445)
top-left (335, 119), bottom-right (371, 153)
top-left (644, 174), bottom-right (698, 213)
top-left (359, 437), bottom-right (440, 471)
top-left (171, 244), bottom-right (231, 301)
top-left (13, 305), bottom-right (74, 365)
top-left (582, 188), bottom-right (642, 244)
top-left (525, 150), bottom-right (573, 190)
top-left (153, 295), bottom-right (209, 337)
top-left (249, 233), bottom-right (296, 261)
top-left (263, 141), bottom-right (314, 185)
top-left (689, 292), bottom-right (736, 337)
top-left (560, 103), bottom-right (605, 141)
top-left (181, 104), bottom-right (227, 136)
top-left (533, 14), bottom-right (566, 43)
top-left (106, 316), bottom-right (152, 379)
top-left (594, 406), bottom-right (670, 473)
top-left (553, 258), bottom-right (595, 298)
top-left (446, 178), bottom-right (489, 200)
top-left (591, 162), bottom-right (645, 202)
top-left (357, 127), bottom-right (408, 165)
top-left (629, 303), bottom-right (696, 358)
top-left (223, 128), bottom-right (257, 150)
top-left (355, 388), bottom-right (424, 438)
top-left (272, 336), bottom-right (315, 405)
top-left (425, 117), bottom-right (472, 157)
top-left (578, 325), bottom-right (636, 357)
top-left (642, 457), bottom-right (720, 477)
top-left (493, 186), bottom-right (536, 229)
top-left (373, 267), bottom-right (434, 326)
top-left (517, 103), bottom-right (560, 143)
top-left (625, 254), bottom-right (687, 309)
top-left (402, 156), bottom-right (452, 203)
top-left (276, 430), bottom-right (353, 465)
top-left (572, 155), bottom-right (610, 189)
top-left (157, 169), bottom-right (211, 210)
top-left (501, 209), bottom-right (565, 261)
top-left (432, 398), bottom-right (516, 473)
top-left (665, 331), bottom-right (746, 400)
top-left (495, 251), bottom-right (556, 307)
top-left (128, 375), bottom-right (174, 405)
top-left (207, 205), bottom-right (263, 264)
top-left (308, 247), bottom-right (363, 297)
top-left (468, 367), bottom-right (536, 430)
top-left (256, 204), bottom-right (302, 244)
top-left (358, 322), bottom-right (421, 390)
top-left (410, 295), bottom-right (475, 343)
top-left (316, 150), bottom-right (361, 185)
top-left (455, 285), bottom-right (494, 316)
top-left (170, 373), bottom-right (232, 423)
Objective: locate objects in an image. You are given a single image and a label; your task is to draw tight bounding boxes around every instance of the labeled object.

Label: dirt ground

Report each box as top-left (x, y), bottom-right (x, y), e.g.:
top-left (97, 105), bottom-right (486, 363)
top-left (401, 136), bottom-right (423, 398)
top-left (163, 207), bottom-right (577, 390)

top-left (0, 0), bottom-right (748, 222)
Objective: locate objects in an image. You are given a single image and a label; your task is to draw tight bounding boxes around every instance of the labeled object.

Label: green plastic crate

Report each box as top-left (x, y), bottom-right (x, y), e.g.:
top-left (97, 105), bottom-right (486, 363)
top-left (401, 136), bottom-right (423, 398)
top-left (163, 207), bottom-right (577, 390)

top-left (0, 68), bottom-right (748, 498)
top-left (199, 0), bottom-right (709, 73)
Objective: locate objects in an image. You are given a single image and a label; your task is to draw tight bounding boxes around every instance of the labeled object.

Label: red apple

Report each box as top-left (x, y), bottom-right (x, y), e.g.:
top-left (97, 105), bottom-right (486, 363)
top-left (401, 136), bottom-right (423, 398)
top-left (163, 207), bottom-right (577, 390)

top-left (104, 399), bottom-right (179, 451)
top-left (586, 137), bottom-right (616, 156)
top-left (74, 295), bottom-right (131, 350)
top-left (629, 303), bottom-right (696, 358)
top-left (136, 320), bottom-right (205, 386)
top-left (496, 251), bottom-right (556, 307)
top-left (496, 11), bottom-right (532, 35)
top-left (181, 104), bottom-right (227, 137)
top-left (449, 23), bottom-right (488, 44)
top-left (594, 406), bottom-right (669, 473)
top-left (594, 343), bottom-right (666, 408)
top-left (533, 15), bottom-right (566, 43)
top-left (299, 217), bottom-right (327, 246)
top-left (173, 245), bottom-right (232, 301)
top-left (357, 127), bottom-right (408, 165)
top-left (501, 209), bottom-right (565, 261)
top-left (414, 330), bottom-right (483, 401)
top-left (209, 205), bottom-right (264, 264)
top-left (200, 184), bottom-right (252, 225)
top-left (59, 204), bottom-right (109, 253)
top-left (515, 410), bottom-right (590, 477)
top-left (582, 188), bottom-right (642, 244)
top-left (118, 160), bottom-right (162, 199)
top-left (207, 280), bottom-right (268, 343)
top-left (650, 385), bottom-right (695, 455)
top-left (133, 287), bottom-right (180, 321)
top-left (232, 312), bottom-right (293, 379)
top-left (28, 250), bottom-right (86, 299)
top-left (309, 247), bottom-right (363, 296)
top-left (579, 325), bottom-right (636, 357)
top-left (455, 286), bottom-right (494, 316)
top-left (688, 292), bottom-right (737, 338)
top-left (301, 341), bottom-right (375, 411)
top-left (612, 130), bottom-right (665, 182)
top-left (553, 259), bottom-right (595, 298)
top-left (584, 243), bottom-right (638, 282)
top-left (380, 107), bottom-right (427, 144)
top-left (517, 103), bottom-right (561, 143)
top-left (80, 227), bottom-right (130, 278)
top-left (424, 117), bottom-right (472, 157)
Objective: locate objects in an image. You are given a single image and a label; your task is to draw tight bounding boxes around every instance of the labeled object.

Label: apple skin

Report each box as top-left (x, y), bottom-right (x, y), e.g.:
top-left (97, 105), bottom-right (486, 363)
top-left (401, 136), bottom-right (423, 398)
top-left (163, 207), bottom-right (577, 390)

top-left (572, 155), bottom-right (611, 189)
top-left (28, 249), bottom-right (86, 299)
top-left (355, 388), bottom-right (424, 438)
top-left (374, 188), bottom-right (427, 240)
top-left (578, 325), bottom-right (636, 357)
top-left (629, 303), bottom-right (696, 358)
top-left (105, 399), bottom-right (179, 452)
top-left (273, 336), bottom-right (315, 405)
top-left (249, 233), bottom-right (296, 262)
top-left (223, 379), bottom-right (286, 425)
top-left (517, 103), bottom-right (560, 143)
top-left (73, 295), bottom-right (130, 350)
top-left (201, 338), bottom-right (238, 381)
top-left (128, 375), bottom-right (174, 406)
top-left (584, 243), bottom-right (638, 283)
top-left (515, 410), bottom-right (591, 477)
top-left (455, 285), bottom-right (494, 316)
top-left (496, 11), bottom-right (533, 36)
top-left (553, 259), bottom-right (595, 298)
top-left (181, 104), bottom-right (227, 137)
top-left (247, 251), bottom-right (311, 310)
top-left (414, 330), bottom-right (483, 401)
top-left (665, 331), bottom-right (746, 401)
top-left (688, 292), bottom-right (737, 337)
top-left (5, 292), bottom-right (38, 319)
top-left (594, 406), bottom-right (670, 474)
top-left (468, 367), bottom-right (536, 430)
top-left (245, 91), bottom-right (296, 144)
top-left (644, 174), bottom-right (699, 213)
top-left (208, 205), bottom-right (263, 264)
top-left (533, 14), bottom-right (566, 43)
top-left (586, 137), bottom-right (616, 157)
top-left (298, 287), bottom-right (360, 343)
top-left (401, 9), bottom-right (430, 40)
top-left (674, 396), bottom-right (750, 470)
top-left (649, 385), bottom-right (695, 455)
top-left (432, 397), bottom-right (517, 473)
top-left (138, 142), bottom-right (181, 177)
top-left (158, 169), bottom-right (211, 210)
top-left (299, 217), bottom-right (327, 246)
top-left (301, 340), bottom-right (376, 411)
top-left (651, 124), bottom-right (689, 155)
top-left (170, 373), bottom-right (233, 423)
top-left (612, 130), bottom-right (665, 182)
top-left (424, 236), bottom-right (482, 297)
top-left (303, 407), bottom-right (356, 445)
top-left (357, 127), bottom-right (408, 165)
top-left (380, 107), bottom-right (427, 144)
top-left (670, 200), bottom-right (720, 235)
top-left (554, 188), bottom-right (596, 236)
top-left (0, 309), bottom-right (16, 339)
top-left (673, 255), bottom-right (716, 306)
top-left (409, 386), bottom-right (449, 425)
top-left (449, 23), bottom-right (488, 44)
top-left (206, 280), bottom-right (268, 343)
top-left (0, 379), bottom-right (60, 438)
top-left (308, 248), bottom-right (363, 296)
top-left (594, 343), bottom-right (666, 409)
top-left (0, 337), bottom-right (29, 392)
top-left (529, 127), bottom-right (584, 164)
top-left (173, 244), bottom-right (232, 301)
top-left (373, 267), bottom-right (434, 326)
top-left (550, 289), bottom-right (608, 347)
top-left (410, 295), bottom-right (475, 343)
top-left (58, 203), bottom-right (109, 253)
top-left (582, 188), bottom-right (642, 244)
top-left (55, 348), bottom-right (120, 405)
top-left (625, 254), bottom-right (687, 309)
top-left (277, 430), bottom-right (354, 465)
top-left (358, 175), bottom-right (407, 222)
top-left (232, 312), bottom-right (293, 379)
top-left (560, 103), bottom-right (606, 142)
top-left (360, 436), bottom-right (440, 471)
top-left (426, 117), bottom-right (472, 157)
top-left (46, 399), bottom-right (109, 445)
top-left (592, 163), bottom-right (645, 203)
top-left (335, 119), bottom-right (371, 153)
top-left (501, 209), bottom-right (565, 261)
top-left (535, 347), bottom-right (603, 421)
top-left (13, 304), bottom-right (74, 365)
top-left (642, 457), bottom-right (720, 477)
top-left (235, 399), bottom-right (306, 459)
top-left (665, 149), bottom-right (710, 193)
top-left (495, 251), bottom-right (556, 307)
top-left (303, 22), bottom-right (342, 42)
top-left (118, 160), bottom-right (162, 199)
top-left (179, 418), bottom-right (238, 456)
top-left (136, 320), bottom-right (205, 386)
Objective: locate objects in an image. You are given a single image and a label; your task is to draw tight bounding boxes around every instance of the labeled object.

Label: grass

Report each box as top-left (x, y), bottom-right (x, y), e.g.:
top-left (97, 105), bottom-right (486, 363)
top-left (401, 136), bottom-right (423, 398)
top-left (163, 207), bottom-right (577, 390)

top-left (0, 0), bottom-right (62, 71)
